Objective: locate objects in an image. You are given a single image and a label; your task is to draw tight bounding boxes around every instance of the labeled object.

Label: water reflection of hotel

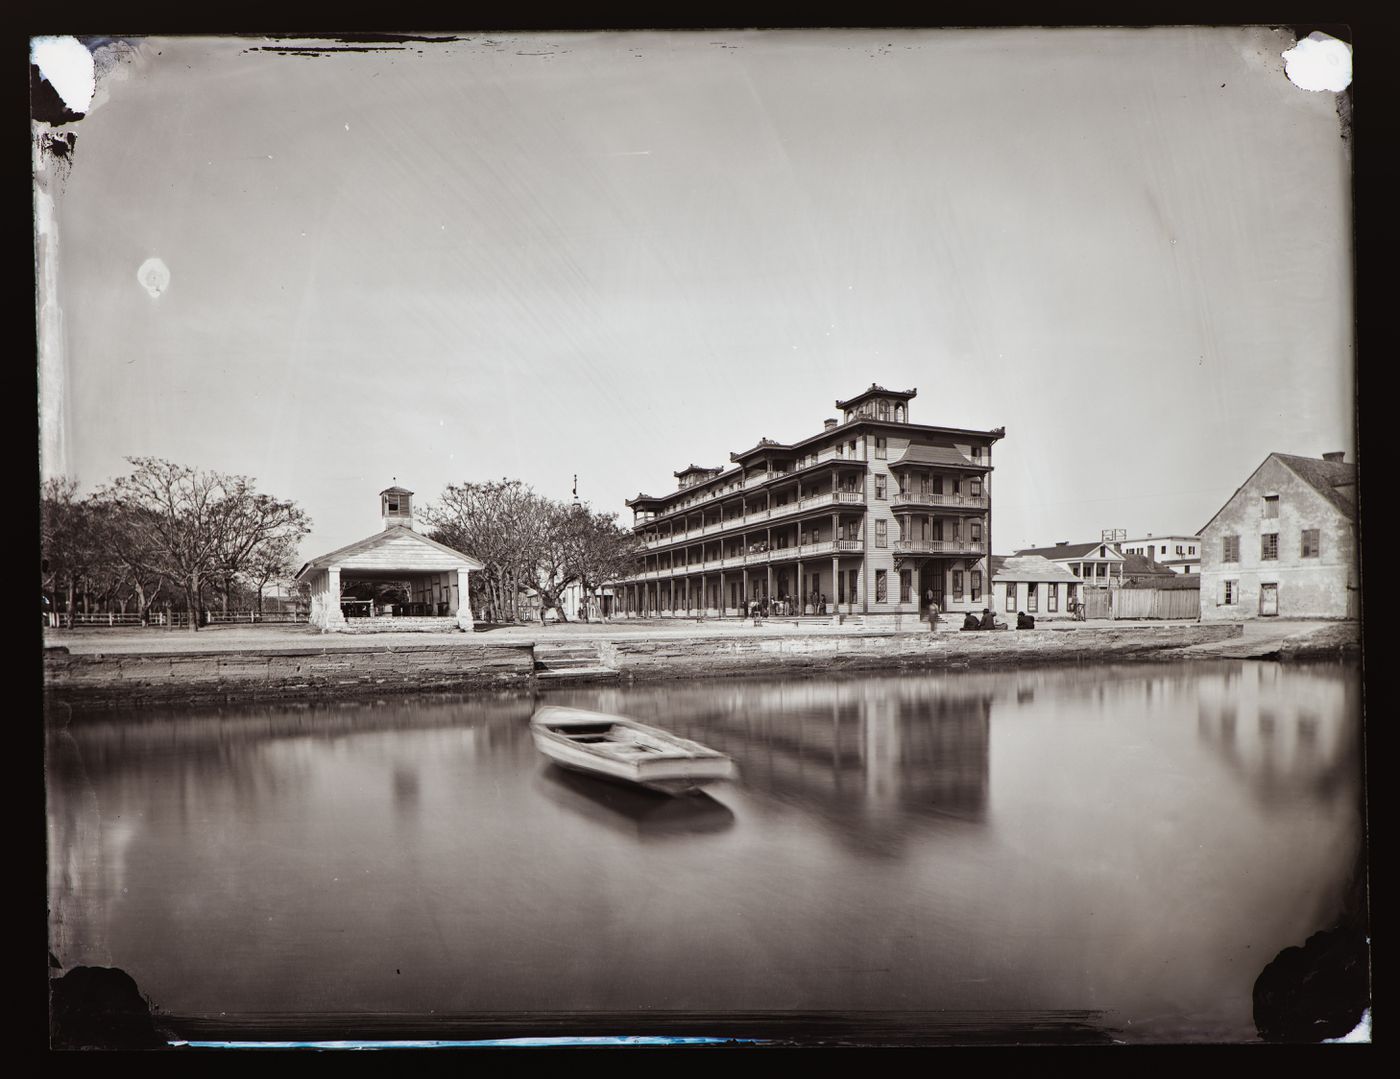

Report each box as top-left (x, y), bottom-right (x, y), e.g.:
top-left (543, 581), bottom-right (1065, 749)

top-left (572, 678), bottom-right (993, 843)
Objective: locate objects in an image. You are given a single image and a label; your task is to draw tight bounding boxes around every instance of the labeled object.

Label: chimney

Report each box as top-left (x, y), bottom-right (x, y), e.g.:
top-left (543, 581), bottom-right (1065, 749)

top-left (823, 418), bottom-right (838, 430)
top-left (1055, 540), bottom-right (1069, 547)
top-left (1323, 451), bottom-right (1345, 463)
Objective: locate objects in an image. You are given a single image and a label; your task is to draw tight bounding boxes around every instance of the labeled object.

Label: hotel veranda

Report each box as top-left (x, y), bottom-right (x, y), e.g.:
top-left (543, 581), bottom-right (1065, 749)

top-left (613, 385), bottom-right (1005, 624)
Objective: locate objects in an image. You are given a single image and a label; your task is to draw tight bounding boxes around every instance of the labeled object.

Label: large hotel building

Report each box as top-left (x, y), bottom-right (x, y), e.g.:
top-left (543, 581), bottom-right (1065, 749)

top-left (615, 385), bottom-right (1005, 624)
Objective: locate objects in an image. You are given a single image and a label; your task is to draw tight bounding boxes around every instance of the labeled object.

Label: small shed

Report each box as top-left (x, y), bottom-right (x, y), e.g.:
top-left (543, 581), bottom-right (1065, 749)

top-left (992, 554), bottom-right (1083, 618)
top-left (295, 486), bottom-right (484, 632)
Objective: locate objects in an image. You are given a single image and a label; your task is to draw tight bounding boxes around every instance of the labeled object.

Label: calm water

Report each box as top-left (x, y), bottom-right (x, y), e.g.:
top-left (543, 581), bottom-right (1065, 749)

top-left (46, 661), bottom-right (1363, 1043)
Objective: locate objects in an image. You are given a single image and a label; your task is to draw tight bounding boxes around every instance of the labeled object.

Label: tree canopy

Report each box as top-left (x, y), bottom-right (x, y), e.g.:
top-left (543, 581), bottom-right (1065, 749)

top-left (421, 479), bottom-right (641, 623)
top-left (41, 458), bottom-right (311, 629)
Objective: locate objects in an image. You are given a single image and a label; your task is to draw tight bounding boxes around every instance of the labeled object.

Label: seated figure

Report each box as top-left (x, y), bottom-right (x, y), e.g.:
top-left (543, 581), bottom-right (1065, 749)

top-left (979, 609), bottom-right (997, 630)
top-left (1017, 611), bottom-right (1036, 629)
top-left (962, 612), bottom-right (981, 631)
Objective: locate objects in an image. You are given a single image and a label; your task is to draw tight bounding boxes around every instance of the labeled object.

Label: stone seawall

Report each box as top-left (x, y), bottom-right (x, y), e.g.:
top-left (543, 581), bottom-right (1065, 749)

top-left (602, 624), bottom-right (1243, 681)
top-left (44, 642), bottom-right (536, 709)
top-left (43, 624), bottom-right (1243, 709)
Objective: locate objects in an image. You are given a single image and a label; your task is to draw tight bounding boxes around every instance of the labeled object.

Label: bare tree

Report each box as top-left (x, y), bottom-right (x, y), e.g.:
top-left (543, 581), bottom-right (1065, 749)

top-left (567, 508), bottom-right (644, 620)
top-left (41, 477), bottom-right (102, 623)
top-left (242, 531), bottom-right (302, 617)
top-left (421, 479), bottom-right (550, 623)
top-left (101, 458), bottom-right (311, 632)
top-left (423, 480), bottom-right (642, 624)
top-left (211, 490), bottom-right (311, 614)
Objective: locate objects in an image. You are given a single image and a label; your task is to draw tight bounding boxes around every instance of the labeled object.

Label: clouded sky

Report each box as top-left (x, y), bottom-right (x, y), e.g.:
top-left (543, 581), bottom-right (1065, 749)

top-left (36, 27), bottom-right (1353, 560)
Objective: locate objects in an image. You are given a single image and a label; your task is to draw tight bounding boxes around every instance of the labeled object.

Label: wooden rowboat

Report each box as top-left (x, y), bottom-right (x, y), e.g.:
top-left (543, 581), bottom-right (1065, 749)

top-left (529, 705), bottom-right (736, 796)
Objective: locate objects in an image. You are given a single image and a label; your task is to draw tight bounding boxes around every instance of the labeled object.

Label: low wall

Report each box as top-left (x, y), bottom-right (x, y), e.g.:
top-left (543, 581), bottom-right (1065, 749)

top-left (598, 623), bottom-right (1242, 681)
top-left (44, 642), bottom-right (536, 709)
top-left (43, 624), bottom-right (1244, 709)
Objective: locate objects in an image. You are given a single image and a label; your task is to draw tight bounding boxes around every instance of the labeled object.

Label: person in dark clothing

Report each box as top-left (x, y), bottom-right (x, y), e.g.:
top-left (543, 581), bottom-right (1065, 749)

top-left (979, 608), bottom-right (996, 630)
top-left (962, 611), bottom-right (981, 631)
top-left (1017, 611), bottom-right (1036, 630)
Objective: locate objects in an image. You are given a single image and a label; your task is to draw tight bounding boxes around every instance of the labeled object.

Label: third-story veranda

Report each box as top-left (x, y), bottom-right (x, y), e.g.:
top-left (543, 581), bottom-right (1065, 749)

top-left (614, 385), bottom-right (1005, 622)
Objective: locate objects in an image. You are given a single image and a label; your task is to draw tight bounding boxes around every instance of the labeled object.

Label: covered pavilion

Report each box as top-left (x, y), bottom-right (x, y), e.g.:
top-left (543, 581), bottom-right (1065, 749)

top-left (295, 486), bottom-right (483, 632)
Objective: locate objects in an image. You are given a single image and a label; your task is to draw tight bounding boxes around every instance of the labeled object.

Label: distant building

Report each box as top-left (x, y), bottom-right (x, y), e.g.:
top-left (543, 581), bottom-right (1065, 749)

top-left (990, 554), bottom-right (1083, 618)
top-left (1198, 452), bottom-right (1358, 620)
top-left (1120, 534), bottom-right (1201, 575)
top-left (1013, 540), bottom-right (1126, 589)
top-left (615, 385), bottom-right (1005, 623)
top-left (295, 486), bottom-right (483, 632)
top-left (1119, 551), bottom-right (1188, 586)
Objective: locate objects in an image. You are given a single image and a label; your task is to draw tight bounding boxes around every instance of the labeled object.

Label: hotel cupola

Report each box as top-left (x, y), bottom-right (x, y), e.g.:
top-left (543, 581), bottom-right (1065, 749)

top-left (380, 485), bottom-right (414, 531)
top-left (836, 384), bottom-right (917, 425)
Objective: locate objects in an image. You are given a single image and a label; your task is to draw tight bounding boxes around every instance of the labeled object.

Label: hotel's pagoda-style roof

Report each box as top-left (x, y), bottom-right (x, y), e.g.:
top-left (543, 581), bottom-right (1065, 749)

top-left (835, 384), bottom-right (917, 412)
top-left (888, 445), bottom-right (984, 470)
top-left (624, 384), bottom-right (1005, 510)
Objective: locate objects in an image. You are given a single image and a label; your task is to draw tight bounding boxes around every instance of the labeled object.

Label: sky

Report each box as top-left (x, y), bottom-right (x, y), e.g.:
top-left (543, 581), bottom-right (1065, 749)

top-left (35, 28), bottom-right (1354, 562)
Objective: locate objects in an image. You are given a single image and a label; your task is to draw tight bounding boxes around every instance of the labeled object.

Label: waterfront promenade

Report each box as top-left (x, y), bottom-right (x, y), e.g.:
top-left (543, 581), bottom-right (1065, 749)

top-left (40, 616), bottom-right (1361, 711)
top-left (42, 616), bottom-right (1350, 657)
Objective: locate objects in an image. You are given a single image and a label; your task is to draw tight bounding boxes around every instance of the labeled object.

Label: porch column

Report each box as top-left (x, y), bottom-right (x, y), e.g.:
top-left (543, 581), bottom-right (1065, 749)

top-left (323, 566), bottom-right (347, 631)
top-left (455, 567), bottom-right (474, 631)
top-left (796, 559), bottom-right (803, 612)
top-left (719, 570), bottom-right (725, 617)
top-left (766, 563), bottom-right (773, 601)
top-left (861, 515), bottom-right (870, 614)
top-left (832, 555), bottom-right (839, 614)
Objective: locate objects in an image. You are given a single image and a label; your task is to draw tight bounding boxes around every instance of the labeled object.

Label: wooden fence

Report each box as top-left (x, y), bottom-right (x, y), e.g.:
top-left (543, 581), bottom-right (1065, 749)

top-left (1110, 587), bottom-right (1200, 620)
top-left (49, 611), bottom-right (308, 628)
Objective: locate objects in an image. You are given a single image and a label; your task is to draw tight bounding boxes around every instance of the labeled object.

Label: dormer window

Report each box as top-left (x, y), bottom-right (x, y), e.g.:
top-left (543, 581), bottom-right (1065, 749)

top-left (878, 401), bottom-right (890, 421)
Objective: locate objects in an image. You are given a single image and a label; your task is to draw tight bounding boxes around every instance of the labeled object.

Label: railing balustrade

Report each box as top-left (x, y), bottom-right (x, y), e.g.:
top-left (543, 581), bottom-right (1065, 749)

top-left (893, 539), bottom-right (986, 554)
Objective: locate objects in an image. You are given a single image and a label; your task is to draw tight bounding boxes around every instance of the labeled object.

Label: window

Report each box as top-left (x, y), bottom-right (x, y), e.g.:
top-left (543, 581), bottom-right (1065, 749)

top-left (952, 570), bottom-right (964, 600)
top-left (875, 520), bottom-right (887, 548)
top-left (952, 477), bottom-right (961, 495)
top-left (878, 401), bottom-right (890, 421)
top-left (1189, 546), bottom-right (1196, 555)
top-left (1222, 535), bottom-right (1240, 562)
top-left (1027, 584), bottom-right (1038, 612)
top-left (900, 569), bottom-right (912, 603)
top-left (1263, 495), bottom-right (1279, 519)
top-left (875, 475), bottom-right (887, 499)
top-left (875, 438), bottom-right (887, 460)
top-left (1301, 529), bottom-right (1320, 558)
top-left (1005, 582), bottom-right (1017, 612)
top-left (971, 571), bottom-right (982, 601)
top-left (1176, 545), bottom-right (1184, 555)
top-left (1261, 533), bottom-right (1278, 560)
top-left (971, 521), bottom-right (982, 543)
top-left (875, 570), bottom-right (888, 603)
top-left (970, 479), bottom-right (982, 497)
top-left (1047, 584), bottom-right (1058, 612)
top-left (1221, 580), bottom-right (1237, 606)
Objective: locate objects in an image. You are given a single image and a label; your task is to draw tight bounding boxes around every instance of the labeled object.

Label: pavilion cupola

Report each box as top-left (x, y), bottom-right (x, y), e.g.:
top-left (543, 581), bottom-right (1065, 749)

top-left (380, 484), bottom-right (415, 531)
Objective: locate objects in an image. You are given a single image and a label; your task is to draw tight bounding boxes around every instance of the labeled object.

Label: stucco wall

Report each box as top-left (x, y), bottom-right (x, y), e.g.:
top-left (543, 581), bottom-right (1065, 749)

top-left (1199, 457), bottom-right (1358, 621)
